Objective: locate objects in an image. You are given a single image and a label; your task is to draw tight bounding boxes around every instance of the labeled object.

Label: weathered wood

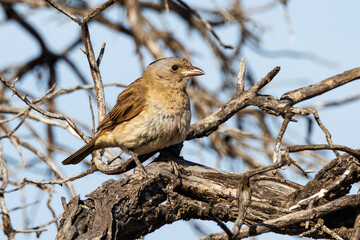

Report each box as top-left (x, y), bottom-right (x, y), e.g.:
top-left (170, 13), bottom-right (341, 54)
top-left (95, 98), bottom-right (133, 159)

top-left (57, 152), bottom-right (360, 239)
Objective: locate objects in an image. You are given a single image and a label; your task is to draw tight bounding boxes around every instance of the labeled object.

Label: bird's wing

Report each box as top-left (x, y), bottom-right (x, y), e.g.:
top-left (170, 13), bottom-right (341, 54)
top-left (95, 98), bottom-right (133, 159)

top-left (96, 79), bottom-right (147, 132)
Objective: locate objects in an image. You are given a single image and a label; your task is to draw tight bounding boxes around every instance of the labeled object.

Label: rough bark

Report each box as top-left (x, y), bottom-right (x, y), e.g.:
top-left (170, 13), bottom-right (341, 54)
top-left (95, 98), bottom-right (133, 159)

top-left (57, 152), bottom-right (360, 240)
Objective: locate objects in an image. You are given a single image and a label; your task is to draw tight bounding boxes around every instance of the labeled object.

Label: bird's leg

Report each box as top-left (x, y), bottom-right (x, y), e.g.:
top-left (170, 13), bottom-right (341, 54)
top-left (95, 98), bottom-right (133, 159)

top-left (158, 145), bottom-right (182, 178)
top-left (129, 151), bottom-right (148, 176)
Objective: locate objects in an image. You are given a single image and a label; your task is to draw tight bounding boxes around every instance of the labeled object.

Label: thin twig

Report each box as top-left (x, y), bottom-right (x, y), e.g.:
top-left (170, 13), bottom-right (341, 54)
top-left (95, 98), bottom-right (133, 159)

top-left (96, 42), bottom-right (106, 67)
top-left (176, 0), bottom-right (233, 49)
top-left (250, 66), bottom-right (281, 93)
top-left (46, 178), bottom-right (59, 229)
top-left (272, 116), bottom-right (292, 164)
top-left (82, 0), bottom-right (117, 23)
top-left (232, 181), bottom-right (250, 238)
top-left (88, 93), bottom-right (95, 137)
top-left (187, 65), bottom-right (281, 140)
top-left (312, 110), bottom-right (340, 157)
top-left (236, 57), bottom-right (246, 94)
top-left (0, 108), bottom-right (29, 124)
top-left (0, 109), bottom-right (30, 140)
top-left (281, 67), bottom-right (360, 104)
top-left (0, 76), bottom-right (89, 141)
top-left (15, 136), bottom-right (76, 196)
top-left (15, 228), bottom-right (46, 234)
top-left (23, 165), bottom-right (97, 186)
top-left (0, 143), bottom-right (15, 239)
top-left (320, 221), bottom-right (344, 240)
top-left (1, 200), bottom-right (39, 214)
top-left (281, 150), bottom-right (312, 177)
top-left (0, 122), bottom-right (27, 166)
top-left (310, 93), bottom-right (360, 110)
top-left (44, 0), bottom-right (81, 24)
top-left (210, 214), bottom-right (233, 239)
top-left (31, 82), bottom-right (126, 102)
top-left (80, 23), bottom-right (106, 122)
top-left (286, 144), bottom-right (360, 160)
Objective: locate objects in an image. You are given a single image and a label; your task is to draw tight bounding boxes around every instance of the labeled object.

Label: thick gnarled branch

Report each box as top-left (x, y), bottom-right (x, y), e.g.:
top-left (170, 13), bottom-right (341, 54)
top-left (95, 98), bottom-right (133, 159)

top-left (57, 152), bottom-right (360, 240)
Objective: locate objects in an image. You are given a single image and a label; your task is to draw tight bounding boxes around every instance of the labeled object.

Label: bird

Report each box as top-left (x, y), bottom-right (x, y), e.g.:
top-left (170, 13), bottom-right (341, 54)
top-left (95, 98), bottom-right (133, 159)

top-left (62, 57), bottom-right (205, 165)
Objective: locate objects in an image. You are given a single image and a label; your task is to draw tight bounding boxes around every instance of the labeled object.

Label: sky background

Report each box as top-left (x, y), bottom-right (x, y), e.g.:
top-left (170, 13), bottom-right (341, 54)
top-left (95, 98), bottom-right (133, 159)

top-left (1, 0), bottom-right (360, 239)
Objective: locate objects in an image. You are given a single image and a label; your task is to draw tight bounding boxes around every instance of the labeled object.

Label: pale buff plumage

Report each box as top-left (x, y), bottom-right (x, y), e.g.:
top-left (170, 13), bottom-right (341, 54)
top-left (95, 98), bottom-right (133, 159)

top-left (63, 57), bottom-right (204, 165)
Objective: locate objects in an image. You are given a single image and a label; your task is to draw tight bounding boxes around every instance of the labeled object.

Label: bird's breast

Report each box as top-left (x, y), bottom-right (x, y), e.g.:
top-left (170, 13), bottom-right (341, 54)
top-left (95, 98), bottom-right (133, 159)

top-left (132, 99), bottom-right (191, 154)
top-left (105, 94), bottom-right (191, 155)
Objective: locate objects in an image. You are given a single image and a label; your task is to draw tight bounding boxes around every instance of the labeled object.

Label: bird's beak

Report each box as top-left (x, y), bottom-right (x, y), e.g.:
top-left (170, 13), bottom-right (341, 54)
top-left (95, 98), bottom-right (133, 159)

top-left (182, 66), bottom-right (205, 77)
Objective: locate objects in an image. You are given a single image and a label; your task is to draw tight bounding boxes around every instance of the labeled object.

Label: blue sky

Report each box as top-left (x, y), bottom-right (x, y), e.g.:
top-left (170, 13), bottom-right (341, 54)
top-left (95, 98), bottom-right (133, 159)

top-left (1, 0), bottom-right (360, 239)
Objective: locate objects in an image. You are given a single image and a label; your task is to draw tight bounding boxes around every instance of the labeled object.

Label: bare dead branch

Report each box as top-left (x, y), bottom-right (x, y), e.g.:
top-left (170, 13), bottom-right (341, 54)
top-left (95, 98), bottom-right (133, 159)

top-left (126, 0), bottom-right (164, 58)
top-left (82, 0), bottom-right (116, 23)
top-left (58, 152), bottom-right (360, 239)
top-left (236, 57), bottom-right (246, 94)
top-left (176, 0), bottom-right (233, 49)
top-left (80, 23), bottom-right (106, 122)
top-left (311, 92), bottom-right (360, 110)
top-left (23, 166), bottom-right (97, 186)
top-left (187, 65), bottom-right (280, 140)
top-left (0, 143), bottom-right (15, 240)
top-left (272, 116), bottom-right (292, 164)
top-left (44, 0), bottom-right (81, 24)
top-left (285, 144), bottom-right (360, 160)
top-left (96, 42), bottom-right (106, 67)
top-left (204, 195), bottom-right (360, 240)
top-left (281, 67), bottom-right (360, 105)
top-left (0, 76), bottom-right (89, 141)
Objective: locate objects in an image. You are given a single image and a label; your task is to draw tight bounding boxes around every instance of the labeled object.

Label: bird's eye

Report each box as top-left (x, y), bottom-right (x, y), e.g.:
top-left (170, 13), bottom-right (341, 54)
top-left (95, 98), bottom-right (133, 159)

top-left (171, 65), bottom-right (179, 71)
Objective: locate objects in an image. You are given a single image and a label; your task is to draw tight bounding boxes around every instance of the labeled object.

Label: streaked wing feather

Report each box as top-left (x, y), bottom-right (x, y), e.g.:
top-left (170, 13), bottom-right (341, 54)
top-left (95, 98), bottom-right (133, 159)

top-left (97, 79), bottom-right (147, 132)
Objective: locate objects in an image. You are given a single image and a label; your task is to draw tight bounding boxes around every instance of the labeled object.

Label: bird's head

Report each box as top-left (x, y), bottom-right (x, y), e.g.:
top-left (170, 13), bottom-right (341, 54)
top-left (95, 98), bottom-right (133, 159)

top-left (143, 57), bottom-right (205, 89)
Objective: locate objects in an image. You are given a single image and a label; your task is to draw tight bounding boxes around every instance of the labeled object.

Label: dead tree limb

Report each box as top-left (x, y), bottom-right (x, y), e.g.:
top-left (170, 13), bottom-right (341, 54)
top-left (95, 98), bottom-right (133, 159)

top-left (57, 151), bottom-right (360, 240)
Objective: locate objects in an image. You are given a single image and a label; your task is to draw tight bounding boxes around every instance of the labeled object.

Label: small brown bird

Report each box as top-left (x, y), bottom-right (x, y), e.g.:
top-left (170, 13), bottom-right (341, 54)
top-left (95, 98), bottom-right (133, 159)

top-left (62, 57), bottom-right (204, 165)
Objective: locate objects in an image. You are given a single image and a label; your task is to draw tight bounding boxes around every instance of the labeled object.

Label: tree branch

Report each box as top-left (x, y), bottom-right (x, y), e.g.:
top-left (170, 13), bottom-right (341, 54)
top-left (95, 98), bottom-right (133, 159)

top-left (58, 152), bottom-right (360, 239)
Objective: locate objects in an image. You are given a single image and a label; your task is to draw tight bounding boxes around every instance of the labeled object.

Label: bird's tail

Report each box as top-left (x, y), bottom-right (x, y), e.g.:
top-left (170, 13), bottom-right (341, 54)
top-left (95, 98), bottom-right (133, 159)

top-left (62, 139), bottom-right (96, 165)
